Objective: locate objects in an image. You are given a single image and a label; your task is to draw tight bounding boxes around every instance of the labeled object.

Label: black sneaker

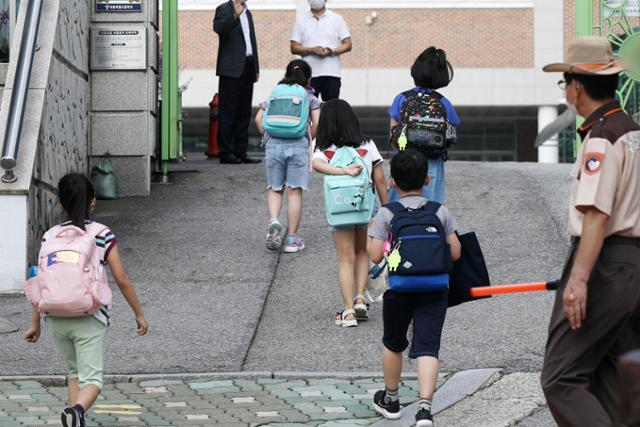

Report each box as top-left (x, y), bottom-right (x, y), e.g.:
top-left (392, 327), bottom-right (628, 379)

top-left (372, 389), bottom-right (401, 419)
top-left (415, 406), bottom-right (434, 427)
top-left (61, 406), bottom-right (84, 427)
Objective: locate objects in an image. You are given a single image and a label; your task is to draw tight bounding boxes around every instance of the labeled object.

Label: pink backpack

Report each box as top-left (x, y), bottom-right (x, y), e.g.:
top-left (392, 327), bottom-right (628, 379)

top-left (24, 222), bottom-right (113, 317)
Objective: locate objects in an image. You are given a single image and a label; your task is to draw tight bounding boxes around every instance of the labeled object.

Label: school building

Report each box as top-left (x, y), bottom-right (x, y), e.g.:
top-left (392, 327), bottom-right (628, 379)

top-left (178, 0), bottom-right (574, 162)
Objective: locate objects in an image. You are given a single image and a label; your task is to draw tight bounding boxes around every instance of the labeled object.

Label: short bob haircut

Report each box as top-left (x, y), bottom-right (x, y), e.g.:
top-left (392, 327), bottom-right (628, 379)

top-left (391, 150), bottom-right (429, 192)
top-left (563, 72), bottom-right (619, 102)
top-left (315, 99), bottom-right (367, 150)
top-left (411, 47), bottom-right (453, 89)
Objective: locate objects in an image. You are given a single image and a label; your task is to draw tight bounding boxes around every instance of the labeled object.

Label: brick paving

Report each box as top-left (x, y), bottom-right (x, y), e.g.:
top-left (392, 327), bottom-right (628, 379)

top-left (0, 377), bottom-right (430, 426)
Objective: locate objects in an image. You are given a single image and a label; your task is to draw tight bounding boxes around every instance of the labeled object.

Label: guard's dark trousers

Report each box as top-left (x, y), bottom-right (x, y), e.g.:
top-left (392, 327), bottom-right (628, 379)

top-left (217, 57), bottom-right (255, 159)
top-left (541, 236), bottom-right (640, 427)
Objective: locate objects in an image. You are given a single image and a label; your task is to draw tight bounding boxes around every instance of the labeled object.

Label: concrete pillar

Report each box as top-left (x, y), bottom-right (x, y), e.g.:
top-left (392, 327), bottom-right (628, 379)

top-left (90, 0), bottom-right (159, 197)
top-left (0, 195), bottom-right (27, 292)
top-left (538, 105), bottom-right (559, 164)
top-left (296, 0), bottom-right (307, 20)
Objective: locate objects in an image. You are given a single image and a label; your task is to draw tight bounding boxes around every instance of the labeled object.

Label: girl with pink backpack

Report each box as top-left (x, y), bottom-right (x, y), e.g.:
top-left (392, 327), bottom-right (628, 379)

top-left (24, 173), bottom-right (149, 427)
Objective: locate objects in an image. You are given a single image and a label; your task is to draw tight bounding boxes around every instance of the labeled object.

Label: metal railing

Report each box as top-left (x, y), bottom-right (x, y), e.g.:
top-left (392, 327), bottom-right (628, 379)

top-left (0, 0), bottom-right (44, 183)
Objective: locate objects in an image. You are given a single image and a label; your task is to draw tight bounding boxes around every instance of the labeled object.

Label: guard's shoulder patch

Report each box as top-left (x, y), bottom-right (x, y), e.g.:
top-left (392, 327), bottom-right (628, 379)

top-left (584, 152), bottom-right (604, 175)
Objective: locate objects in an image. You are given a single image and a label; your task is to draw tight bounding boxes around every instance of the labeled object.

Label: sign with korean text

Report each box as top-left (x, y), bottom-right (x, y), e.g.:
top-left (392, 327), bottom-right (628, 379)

top-left (90, 28), bottom-right (147, 70)
top-left (96, 0), bottom-right (142, 12)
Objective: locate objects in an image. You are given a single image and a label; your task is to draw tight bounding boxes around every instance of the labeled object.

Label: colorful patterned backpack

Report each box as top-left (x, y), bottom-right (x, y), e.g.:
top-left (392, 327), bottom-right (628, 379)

top-left (391, 90), bottom-right (450, 158)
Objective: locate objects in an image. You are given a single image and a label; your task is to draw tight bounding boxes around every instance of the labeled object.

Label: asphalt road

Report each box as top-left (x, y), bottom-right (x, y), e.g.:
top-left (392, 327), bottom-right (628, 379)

top-left (0, 157), bottom-right (572, 376)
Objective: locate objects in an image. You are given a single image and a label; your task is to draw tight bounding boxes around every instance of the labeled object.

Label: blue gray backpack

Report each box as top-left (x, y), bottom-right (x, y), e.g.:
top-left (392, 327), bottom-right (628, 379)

top-left (385, 201), bottom-right (452, 292)
top-left (323, 146), bottom-right (375, 227)
top-left (262, 84), bottom-right (310, 139)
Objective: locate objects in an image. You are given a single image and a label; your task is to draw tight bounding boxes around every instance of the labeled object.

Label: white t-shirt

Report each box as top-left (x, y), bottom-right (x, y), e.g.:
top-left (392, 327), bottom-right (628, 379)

top-left (239, 8), bottom-right (253, 57)
top-left (313, 139), bottom-right (383, 177)
top-left (290, 9), bottom-right (351, 78)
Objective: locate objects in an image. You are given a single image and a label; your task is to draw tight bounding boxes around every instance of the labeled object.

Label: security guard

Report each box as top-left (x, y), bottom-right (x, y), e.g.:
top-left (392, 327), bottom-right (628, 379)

top-left (540, 37), bottom-right (640, 427)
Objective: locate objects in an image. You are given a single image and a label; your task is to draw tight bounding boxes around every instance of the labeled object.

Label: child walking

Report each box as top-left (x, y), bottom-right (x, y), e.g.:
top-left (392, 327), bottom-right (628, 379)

top-left (24, 173), bottom-right (148, 427)
top-left (256, 59), bottom-right (321, 252)
top-left (368, 150), bottom-right (461, 427)
top-left (313, 99), bottom-right (388, 327)
top-left (388, 46), bottom-right (460, 204)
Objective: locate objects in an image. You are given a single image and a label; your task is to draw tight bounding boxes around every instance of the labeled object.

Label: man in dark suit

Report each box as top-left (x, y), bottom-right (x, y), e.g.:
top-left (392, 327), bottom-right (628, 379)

top-left (214, 0), bottom-right (261, 164)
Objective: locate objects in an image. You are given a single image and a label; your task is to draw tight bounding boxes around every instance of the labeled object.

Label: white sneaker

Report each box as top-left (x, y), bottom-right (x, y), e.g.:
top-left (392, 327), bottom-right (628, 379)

top-left (265, 221), bottom-right (282, 250)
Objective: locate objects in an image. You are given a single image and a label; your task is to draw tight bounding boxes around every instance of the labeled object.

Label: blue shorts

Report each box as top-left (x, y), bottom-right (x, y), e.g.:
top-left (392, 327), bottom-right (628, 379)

top-left (329, 224), bottom-right (368, 233)
top-left (382, 289), bottom-right (448, 359)
top-left (265, 137), bottom-right (309, 191)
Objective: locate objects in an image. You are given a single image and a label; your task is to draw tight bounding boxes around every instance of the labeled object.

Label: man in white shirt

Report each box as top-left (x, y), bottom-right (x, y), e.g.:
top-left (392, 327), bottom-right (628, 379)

top-left (290, 0), bottom-right (352, 101)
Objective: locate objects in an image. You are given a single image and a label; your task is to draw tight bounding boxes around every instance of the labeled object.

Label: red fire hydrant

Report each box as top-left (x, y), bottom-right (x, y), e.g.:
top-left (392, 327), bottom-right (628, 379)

top-left (205, 93), bottom-right (219, 157)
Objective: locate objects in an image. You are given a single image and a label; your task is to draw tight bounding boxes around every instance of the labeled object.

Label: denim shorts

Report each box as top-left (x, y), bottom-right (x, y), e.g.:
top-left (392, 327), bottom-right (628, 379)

top-left (265, 137), bottom-right (309, 191)
top-left (328, 223), bottom-right (368, 233)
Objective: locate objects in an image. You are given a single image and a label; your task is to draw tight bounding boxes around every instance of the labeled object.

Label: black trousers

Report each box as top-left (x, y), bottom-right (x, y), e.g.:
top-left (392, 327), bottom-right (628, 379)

top-left (217, 57), bottom-right (255, 158)
top-left (310, 76), bottom-right (341, 101)
top-left (541, 236), bottom-right (640, 427)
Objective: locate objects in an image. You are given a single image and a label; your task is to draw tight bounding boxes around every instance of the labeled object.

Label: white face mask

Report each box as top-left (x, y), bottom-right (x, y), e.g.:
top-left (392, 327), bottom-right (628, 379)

top-left (309, 0), bottom-right (325, 10)
top-left (564, 82), bottom-right (580, 116)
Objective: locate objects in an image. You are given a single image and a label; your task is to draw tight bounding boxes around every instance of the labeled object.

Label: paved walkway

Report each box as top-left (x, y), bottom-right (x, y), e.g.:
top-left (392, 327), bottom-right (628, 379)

top-left (0, 157), bottom-right (569, 426)
top-left (0, 370), bottom-right (552, 426)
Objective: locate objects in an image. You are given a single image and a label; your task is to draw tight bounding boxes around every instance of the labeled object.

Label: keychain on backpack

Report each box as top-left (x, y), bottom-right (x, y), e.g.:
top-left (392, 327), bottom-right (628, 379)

top-left (398, 126), bottom-right (408, 151)
top-left (387, 241), bottom-right (403, 272)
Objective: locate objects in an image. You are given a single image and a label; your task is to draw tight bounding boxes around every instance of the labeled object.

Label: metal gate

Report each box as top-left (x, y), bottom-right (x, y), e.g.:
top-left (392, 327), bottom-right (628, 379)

top-left (587, 0), bottom-right (640, 121)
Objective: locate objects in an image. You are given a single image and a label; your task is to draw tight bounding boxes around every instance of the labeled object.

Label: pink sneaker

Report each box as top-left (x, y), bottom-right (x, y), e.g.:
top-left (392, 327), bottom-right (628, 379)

top-left (283, 235), bottom-right (305, 253)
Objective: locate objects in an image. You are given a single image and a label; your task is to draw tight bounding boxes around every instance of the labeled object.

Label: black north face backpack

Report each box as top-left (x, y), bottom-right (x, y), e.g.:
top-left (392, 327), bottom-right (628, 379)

top-left (391, 90), bottom-right (451, 158)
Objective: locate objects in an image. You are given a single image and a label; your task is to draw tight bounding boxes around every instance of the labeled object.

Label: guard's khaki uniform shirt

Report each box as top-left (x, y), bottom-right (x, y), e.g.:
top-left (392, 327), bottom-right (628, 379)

top-left (568, 101), bottom-right (640, 237)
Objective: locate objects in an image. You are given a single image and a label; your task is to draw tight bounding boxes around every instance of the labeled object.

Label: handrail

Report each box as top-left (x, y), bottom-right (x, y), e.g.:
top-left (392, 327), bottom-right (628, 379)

top-left (1, 0), bottom-right (44, 183)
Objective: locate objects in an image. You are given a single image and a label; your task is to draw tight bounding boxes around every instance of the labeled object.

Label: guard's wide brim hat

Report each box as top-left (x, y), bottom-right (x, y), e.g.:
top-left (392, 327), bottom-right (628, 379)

top-left (543, 36), bottom-right (624, 75)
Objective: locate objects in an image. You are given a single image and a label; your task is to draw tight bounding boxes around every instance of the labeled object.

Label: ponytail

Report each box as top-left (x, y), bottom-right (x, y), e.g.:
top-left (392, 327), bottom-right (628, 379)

top-left (279, 59), bottom-right (312, 87)
top-left (58, 173), bottom-right (95, 231)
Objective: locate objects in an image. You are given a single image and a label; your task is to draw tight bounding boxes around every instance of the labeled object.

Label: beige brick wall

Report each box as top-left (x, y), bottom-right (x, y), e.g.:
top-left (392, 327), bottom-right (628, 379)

top-left (173, 8), bottom-right (534, 70)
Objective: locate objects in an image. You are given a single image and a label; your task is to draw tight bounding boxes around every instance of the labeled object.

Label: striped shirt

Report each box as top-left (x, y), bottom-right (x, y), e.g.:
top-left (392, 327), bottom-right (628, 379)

top-left (42, 220), bottom-right (118, 326)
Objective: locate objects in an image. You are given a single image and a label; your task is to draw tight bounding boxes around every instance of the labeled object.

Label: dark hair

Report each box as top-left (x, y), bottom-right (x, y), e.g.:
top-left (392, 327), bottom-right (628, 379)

top-left (564, 72), bottom-right (619, 101)
top-left (279, 59), bottom-right (312, 87)
top-left (411, 47), bottom-right (454, 89)
top-left (315, 99), bottom-right (367, 150)
top-left (391, 150), bottom-right (428, 191)
top-left (58, 173), bottom-right (95, 230)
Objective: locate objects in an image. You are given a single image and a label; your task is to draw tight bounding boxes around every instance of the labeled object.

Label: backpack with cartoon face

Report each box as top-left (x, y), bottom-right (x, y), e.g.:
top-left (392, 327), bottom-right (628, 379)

top-left (262, 84), bottom-right (310, 139)
top-left (323, 146), bottom-right (375, 227)
top-left (391, 90), bottom-right (454, 158)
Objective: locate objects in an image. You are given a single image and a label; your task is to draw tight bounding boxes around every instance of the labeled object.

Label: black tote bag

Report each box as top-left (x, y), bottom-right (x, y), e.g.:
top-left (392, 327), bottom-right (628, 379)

top-left (448, 231), bottom-right (491, 307)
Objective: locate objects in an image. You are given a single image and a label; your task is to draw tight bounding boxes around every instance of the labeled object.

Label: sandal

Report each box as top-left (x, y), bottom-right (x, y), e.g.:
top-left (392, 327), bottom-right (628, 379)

top-left (354, 294), bottom-right (369, 320)
top-left (335, 309), bottom-right (358, 327)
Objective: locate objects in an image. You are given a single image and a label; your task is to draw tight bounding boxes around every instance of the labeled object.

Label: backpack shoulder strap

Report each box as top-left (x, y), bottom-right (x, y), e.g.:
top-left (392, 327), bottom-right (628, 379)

top-left (429, 90), bottom-right (443, 101)
top-left (385, 202), bottom-right (405, 216)
top-left (422, 201), bottom-right (442, 214)
top-left (402, 90), bottom-right (418, 99)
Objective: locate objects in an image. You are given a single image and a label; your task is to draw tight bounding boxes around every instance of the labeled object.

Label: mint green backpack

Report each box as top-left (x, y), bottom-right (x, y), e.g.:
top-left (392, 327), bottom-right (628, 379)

top-left (323, 146), bottom-right (375, 227)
